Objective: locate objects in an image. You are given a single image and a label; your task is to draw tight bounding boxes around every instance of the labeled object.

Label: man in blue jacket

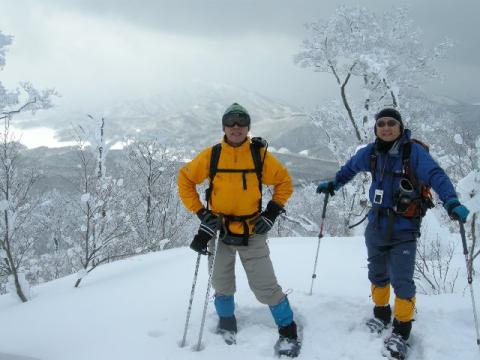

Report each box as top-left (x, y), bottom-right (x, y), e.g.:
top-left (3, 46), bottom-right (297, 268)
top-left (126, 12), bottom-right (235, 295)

top-left (316, 108), bottom-right (469, 360)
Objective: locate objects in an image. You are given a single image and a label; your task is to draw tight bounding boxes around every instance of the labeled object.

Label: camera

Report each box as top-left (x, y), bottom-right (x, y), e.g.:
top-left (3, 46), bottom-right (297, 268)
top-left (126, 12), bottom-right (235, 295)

top-left (394, 178), bottom-right (415, 214)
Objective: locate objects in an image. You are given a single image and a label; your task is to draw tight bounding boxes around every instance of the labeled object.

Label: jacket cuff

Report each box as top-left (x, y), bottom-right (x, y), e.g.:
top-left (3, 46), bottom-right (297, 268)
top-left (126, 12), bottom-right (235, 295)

top-left (265, 200), bottom-right (285, 219)
top-left (443, 197), bottom-right (460, 213)
top-left (333, 179), bottom-right (343, 191)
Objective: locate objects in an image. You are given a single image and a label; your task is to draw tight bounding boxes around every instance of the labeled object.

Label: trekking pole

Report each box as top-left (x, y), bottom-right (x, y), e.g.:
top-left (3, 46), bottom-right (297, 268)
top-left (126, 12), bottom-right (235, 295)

top-left (459, 220), bottom-right (480, 348)
top-left (180, 252), bottom-right (202, 348)
top-left (309, 192), bottom-right (330, 295)
top-left (195, 215), bottom-right (223, 351)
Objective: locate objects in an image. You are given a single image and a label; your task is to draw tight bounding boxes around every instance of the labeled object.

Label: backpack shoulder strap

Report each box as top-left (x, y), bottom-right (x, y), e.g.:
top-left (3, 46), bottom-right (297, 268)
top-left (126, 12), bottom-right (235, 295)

top-left (403, 138), bottom-right (430, 187)
top-left (250, 137), bottom-right (267, 212)
top-left (209, 143), bottom-right (222, 182)
top-left (370, 144), bottom-right (378, 182)
top-left (410, 138), bottom-right (430, 152)
top-left (250, 143), bottom-right (263, 182)
top-left (402, 140), bottom-right (414, 184)
top-left (206, 143), bottom-right (222, 209)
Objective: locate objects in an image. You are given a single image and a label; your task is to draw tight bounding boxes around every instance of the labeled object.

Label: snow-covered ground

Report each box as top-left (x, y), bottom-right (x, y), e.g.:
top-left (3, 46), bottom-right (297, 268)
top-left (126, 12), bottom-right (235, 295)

top-left (1, 236), bottom-right (479, 360)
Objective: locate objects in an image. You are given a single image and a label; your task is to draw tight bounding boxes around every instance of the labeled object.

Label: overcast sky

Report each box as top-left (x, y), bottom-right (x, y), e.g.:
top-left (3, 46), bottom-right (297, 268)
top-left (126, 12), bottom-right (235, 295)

top-left (1, 0), bottom-right (479, 111)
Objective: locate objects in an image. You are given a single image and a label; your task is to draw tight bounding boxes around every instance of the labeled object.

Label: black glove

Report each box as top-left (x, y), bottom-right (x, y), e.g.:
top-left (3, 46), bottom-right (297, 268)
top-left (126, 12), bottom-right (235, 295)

top-left (190, 208), bottom-right (219, 255)
top-left (190, 233), bottom-right (211, 255)
top-left (254, 201), bottom-right (285, 235)
top-left (197, 208), bottom-right (219, 238)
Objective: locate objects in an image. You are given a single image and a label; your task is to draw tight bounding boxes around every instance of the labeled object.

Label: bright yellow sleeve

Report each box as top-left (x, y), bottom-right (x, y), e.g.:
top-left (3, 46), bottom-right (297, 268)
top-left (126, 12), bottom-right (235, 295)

top-left (261, 150), bottom-right (293, 207)
top-left (177, 147), bottom-right (212, 214)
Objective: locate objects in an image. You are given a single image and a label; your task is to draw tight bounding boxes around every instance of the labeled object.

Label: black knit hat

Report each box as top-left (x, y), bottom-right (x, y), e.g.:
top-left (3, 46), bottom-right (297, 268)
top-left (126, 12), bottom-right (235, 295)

top-left (374, 108), bottom-right (403, 135)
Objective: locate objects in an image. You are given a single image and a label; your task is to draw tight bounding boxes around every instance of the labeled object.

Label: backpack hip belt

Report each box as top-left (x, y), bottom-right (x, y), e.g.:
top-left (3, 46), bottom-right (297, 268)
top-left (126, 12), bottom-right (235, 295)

top-left (220, 212), bottom-right (259, 246)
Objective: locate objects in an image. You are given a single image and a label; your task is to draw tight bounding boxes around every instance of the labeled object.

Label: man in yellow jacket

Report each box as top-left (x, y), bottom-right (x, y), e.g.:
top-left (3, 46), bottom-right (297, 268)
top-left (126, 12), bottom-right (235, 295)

top-left (178, 103), bottom-right (299, 357)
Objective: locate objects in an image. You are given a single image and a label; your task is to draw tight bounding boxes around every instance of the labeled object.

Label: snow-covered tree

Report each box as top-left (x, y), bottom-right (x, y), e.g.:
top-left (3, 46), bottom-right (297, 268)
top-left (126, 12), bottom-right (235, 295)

top-left (28, 189), bottom-right (78, 283)
top-left (124, 138), bottom-right (194, 252)
top-left (0, 30), bottom-right (55, 301)
top-left (414, 211), bottom-right (460, 295)
top-left (457, 136), bottom-right (480, 269)
top-left (70, 117), bottom-right (132, 288)
top-left (0, 126), bottom-right (40, 301)
top-left (295, 5), bottom-right (450, 141)
top-left (1, 31), bottom-right (56, 120)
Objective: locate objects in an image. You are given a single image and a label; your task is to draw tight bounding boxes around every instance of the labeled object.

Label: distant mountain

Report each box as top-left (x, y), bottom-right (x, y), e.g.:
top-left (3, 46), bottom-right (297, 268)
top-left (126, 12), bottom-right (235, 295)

top-left (445, 102), bottom-right (480, 136)
top-left (430, 95), bottom-right (480, 136)
top-left (13, 81), bottom-right (336, 189)
top-left (14, 81), bottom-right (332, 157)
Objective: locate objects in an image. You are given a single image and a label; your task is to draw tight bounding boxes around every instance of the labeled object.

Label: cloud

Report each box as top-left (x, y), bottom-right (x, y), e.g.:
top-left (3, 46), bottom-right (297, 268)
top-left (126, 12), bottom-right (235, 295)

top-left (0, 0), bottom-right (479, 112)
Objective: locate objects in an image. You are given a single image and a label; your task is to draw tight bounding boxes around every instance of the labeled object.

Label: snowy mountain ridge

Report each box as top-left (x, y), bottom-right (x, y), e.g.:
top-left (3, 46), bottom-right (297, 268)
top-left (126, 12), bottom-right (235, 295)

top-left (15, 81), bottom-right (331, 157)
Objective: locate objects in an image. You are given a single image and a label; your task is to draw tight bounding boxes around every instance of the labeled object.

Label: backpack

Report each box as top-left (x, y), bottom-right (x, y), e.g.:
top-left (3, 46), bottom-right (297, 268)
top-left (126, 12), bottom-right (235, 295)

top-left (370, 139), bottom-right (434, 218)
top-left (204, 137), bottom-right (268, 245)
top-left (205, 137), bottom-right (267, 213)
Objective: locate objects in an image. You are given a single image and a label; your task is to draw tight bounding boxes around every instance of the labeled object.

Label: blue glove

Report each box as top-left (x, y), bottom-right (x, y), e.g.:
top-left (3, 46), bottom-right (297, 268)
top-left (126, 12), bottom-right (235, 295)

top-left (254, 201), bottom-right (285, 235)
top-left (444, 198), bottom-right (470, 223)
top-left (316, 180), bottom-right (340, 196)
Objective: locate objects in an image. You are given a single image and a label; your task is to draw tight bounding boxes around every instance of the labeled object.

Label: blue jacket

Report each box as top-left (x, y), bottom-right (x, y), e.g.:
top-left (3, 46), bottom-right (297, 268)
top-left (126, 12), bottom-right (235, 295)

top-left (335, 130), bottom-right (457, 233)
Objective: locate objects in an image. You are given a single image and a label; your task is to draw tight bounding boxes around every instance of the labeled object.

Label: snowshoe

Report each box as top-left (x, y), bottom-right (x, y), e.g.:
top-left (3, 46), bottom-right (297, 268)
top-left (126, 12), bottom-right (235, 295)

top-left (274, 336), bottom-right (301, 358)
top-left (366, 317), bottom-right (389, 334)
top-left (367, 305), bottom-right (391, 334)
top-left (274, 321), bottom-right (301, 358)
top-left (216, 315), bottom-right (237, 345)
top-left (382, 332), bottom-right (409, 360)
top-left (218, 329), bottom-right (236, 345)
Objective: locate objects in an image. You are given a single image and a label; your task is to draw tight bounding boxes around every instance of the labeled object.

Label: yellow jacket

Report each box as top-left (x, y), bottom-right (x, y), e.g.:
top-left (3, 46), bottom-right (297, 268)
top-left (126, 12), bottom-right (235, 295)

top-left (178, 137), bottom-right (293, 235)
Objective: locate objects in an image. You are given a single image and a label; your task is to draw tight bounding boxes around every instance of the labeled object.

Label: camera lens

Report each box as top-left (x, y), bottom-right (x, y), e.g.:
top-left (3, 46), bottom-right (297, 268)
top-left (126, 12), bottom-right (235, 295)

top-left (396, 196), bottom-right (411, 213)
top-left (399, 178), bottom-right (414, 192)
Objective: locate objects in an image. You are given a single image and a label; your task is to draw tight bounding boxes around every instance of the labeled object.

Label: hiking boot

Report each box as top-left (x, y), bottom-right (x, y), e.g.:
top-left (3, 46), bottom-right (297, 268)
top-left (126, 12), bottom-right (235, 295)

top-left (274, 321), bottom-right (301, 358)
top-left (217, 315), bottom-right (237, 345)
top-left (366, 305), bottom-right (391, 334)
top-left (392, 319), bottom-right (412, 340)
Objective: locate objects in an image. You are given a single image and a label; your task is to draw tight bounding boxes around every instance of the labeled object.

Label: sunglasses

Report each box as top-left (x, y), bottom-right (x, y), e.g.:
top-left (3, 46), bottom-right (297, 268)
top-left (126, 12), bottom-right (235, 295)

top-left (222, 113), bottom-right (250, 127)
top-left (376, 119), bottom-right (400, 128)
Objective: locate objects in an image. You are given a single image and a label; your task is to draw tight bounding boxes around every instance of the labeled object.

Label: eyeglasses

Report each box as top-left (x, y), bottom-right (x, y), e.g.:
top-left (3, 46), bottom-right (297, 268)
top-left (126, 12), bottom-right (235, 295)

top-left (222, 113), bottom-right (250, 127)
top-left (376, 119), bottom-right (399, 128)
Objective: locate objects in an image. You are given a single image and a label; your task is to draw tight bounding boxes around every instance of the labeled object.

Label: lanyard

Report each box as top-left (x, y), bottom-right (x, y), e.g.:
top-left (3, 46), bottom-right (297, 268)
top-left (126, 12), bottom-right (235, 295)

top-left (378, 153), bottom-right (389, 186)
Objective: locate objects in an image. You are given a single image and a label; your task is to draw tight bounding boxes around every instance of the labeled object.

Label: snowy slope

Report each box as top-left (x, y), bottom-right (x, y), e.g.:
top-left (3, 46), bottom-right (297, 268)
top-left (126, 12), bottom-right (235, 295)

top-left (0, 236), bottom-right (479, 360)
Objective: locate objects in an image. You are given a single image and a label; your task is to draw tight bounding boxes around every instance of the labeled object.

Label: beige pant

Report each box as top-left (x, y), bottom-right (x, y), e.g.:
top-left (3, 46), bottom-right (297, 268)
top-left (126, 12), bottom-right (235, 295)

top-left (208, 233), bottom-right (285, 306)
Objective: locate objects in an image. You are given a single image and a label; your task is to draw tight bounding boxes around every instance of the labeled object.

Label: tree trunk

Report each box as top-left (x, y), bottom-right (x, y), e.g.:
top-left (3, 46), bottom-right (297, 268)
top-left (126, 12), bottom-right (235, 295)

top-left (13, 271), bottom-right (28, 302)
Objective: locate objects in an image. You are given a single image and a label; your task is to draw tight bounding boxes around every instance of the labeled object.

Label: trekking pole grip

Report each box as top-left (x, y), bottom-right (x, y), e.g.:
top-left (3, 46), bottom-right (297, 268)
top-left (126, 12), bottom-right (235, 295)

top-left (318, 192), bottom-right (329, 239)
top-left (459, 220), bottom-right (468, 255)
top-left (459, 221), bottom-right (473, 284)
top-left (321, 192), bottom-right (329, 220)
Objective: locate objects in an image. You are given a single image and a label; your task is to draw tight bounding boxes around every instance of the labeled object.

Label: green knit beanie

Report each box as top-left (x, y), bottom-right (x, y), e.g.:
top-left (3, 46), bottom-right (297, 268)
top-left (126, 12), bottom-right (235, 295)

top-left (222, 103), bottom-right (251, 127)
